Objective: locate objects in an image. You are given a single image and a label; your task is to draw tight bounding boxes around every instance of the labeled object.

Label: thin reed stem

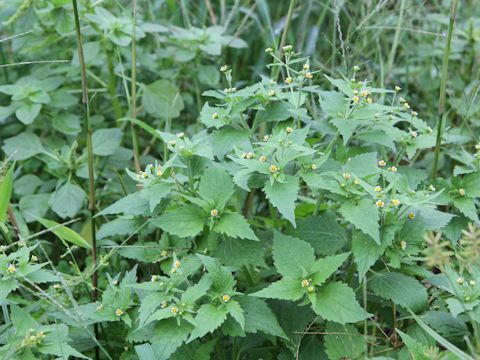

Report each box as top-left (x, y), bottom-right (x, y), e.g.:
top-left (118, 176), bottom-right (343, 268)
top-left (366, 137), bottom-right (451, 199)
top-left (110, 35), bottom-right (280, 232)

top-left (130, 0), bottom-right (141, 172)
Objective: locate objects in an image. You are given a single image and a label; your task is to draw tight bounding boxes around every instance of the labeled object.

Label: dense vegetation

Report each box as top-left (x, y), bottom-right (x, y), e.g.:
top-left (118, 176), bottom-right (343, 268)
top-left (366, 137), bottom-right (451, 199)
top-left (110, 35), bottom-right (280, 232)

top-left (1, 0), bottom-right (480, 359)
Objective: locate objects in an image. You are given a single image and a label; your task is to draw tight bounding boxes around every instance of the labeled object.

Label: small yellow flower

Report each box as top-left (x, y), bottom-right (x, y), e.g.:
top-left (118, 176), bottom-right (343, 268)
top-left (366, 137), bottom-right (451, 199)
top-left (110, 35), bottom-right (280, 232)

top-left (220, 65), bottom-right (228, 72)
top-left (31, 255), bottom-right (38, 262)
top-left (411, 111), bottom-right (418, 117)
top-left (395, 86), bottom-right (401, 92)
top-left (174, 260), bottom-right (181, 268)
top-left (151, 275), bottom-right (159, 282)
top-left (210, 209), bottom-right (219, 217)
top-left (53, 284), bottom-right (61, 289)
top-left (353, 89), bottom-right (359, 95)
top-left (269, 164), bottom-right (279, 173)
top-left (282, 44), bottom-right (293, 52)
top-left (307, 286), bottom-right (315, 293)
top-left (399, 97), bottom-right (406, 103)
top-left (469, 280), bottom-right (476, 286)
top-left (342, 172), bottom-right (351, 180)
top-left (265, 47), bottom-right (273, 53)
top-left (403, 102), bottom-right (410, 109)
top-left (375, 200), bottom-right (385, 208)
top-left (241, 152), bottom-right (247, 159)
top-left (246, 152), bottom-right (254, 159)
top-left (301, 279), bottom-right (310, 288)
top-left (429, 184), bottom-right (436, 192)
top-left (375, 186), bottom-right (382, 192)
top-left (285, 77), bottom-right (293, 84)
top-left (458, 188), bottom-right (466, 196)
top-left (400, 240), bottom-right (407, 250)
top-left (268, 89), bottom-right (276, 97)
top-left (160, 301), bottom-right (168, 308)
top-left (311, 164), bottom-right (317, 170)
top-left (303, 63), bottom-right (310, 70)
top-left (286, 127), bottom-right (293, 133)
top-left (212, 112), bottom-right (219, 120)
top-left (408, 212), bottom-right (415, 219)
top-left (169, 140), bottom-right (177, 146)
top-left (353, 65), bottom-right (360, 71)
top-left (388, 166), bottom-right (398, 172)
top-left (171, 306), bottom-right (179, 314)
top-left (259, 156), bottom-right (267, 163)
top-left (142, 172), bottom-right (148, 178)
top-left (176, 132), bottom-right (185, 138)
top-left (378, 160), bottom-right (386, 167)
top-left (222, 294), bottom-right (230, 303)
top-left (476, 144), bottom-right (480, 150)
top-left (305, 72), bottom-right (313, 79)
top-left (353, 179), bottom-right (360, 185)
top-left (115, 308), bottom-right (124, 317)
top-left (352, 95), bottom-right (360, 103)
top-left (361, 90), bottom-right (369, 97)
top-left (263, 135), bottom-right (269, 142)
top-left (7, 264), bottom-right (16, 274)
top-left (456, 277), bottom-right (464, 285)
top-left (367, 97), bottom-right (373, 104)
top-left (411, 131), bottom-right (418, 138)
top-left (391, 199), bottom-right (400, 206)
top-left (426, 126), bottom-right (433, 133)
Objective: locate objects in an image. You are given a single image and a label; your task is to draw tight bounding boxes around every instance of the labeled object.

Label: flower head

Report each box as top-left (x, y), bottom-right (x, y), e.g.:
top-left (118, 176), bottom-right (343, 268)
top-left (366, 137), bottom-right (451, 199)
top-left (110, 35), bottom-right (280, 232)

top-left (212, 112), bottom-right (219, 120)
top-left (210, 209), bottom-right (219, 217)
top-left (375, 185), bottom-right (382, 192)
top-left (403, 102), bottom-right (410, 109)
top-left (342, 172), bottom-right (351, 180)
top-left (176, 132), bottom-right (185, 138)
top-left (305, 72), bottom-right (313, 79)
top-left (301, 279), bottom-right (310, 288)
top-left (115, 308), bottom-right (124, 317)
top-left (469, 280), bottom-right (476, 286)
top-left (378, 160), bottom-right (386, 167)
top-left (367, 97), bottom-right (373, 104)
top-left (310, 164), bottom-right (317, 170)
top-left (7, 263), bottom-right (16, 274)
top-left (307, 286), bottom-right (315, 293)
top-left (303, 63), bottom-right (310, 70)
top-left (222, 294), bottom-right (230, 303)
top-left (391, 199), bottom-right (400, 206)
top-left (220, 65), bottom-right (228, 72)
top-left (400, 240), bottom-right (407, 250)
top-left (286, 127), bottom-right (293, 134)
top-left (259, 156), bottom-right (267, 163)
top-left (169, 140), bottom-right (176, 146)
top-left (361, 90), bottom-right (369, 97)
top-left (31, 255), bottom-right (38, 262)
top-left (263, 135), bottom-right (269, 142)
top-left (458, 188), bottom-right (466, 196)
top-left (246, 152), bottom-right (254, 159)
top-left (268, 89), bottom-right (276, 97)
top-left (456, 277), bottom-right (464, 285)
top-left (269, 164), bottom-right (279, 173)
top-left (285, 77), bottom-right (293, 84)
top-left (388, 166), bottom-right (398, 172)
top-left (352, 95), bottom-right (360, 103)
top-left (411, 111), bottom-right (418, 117)
top-left (408, 212), bottom-right (415, 219)
top-left (171, 306), bottom-right (179, 314)
top-left (265, 47), bottom-right (273, 53)
top-left (411, 131), bottom-right (418, 138)
top-left (353, 65), bottom-right (360, 71)
top-left (282, 44), bottom-right (293, 52)
top-left (395, 86), bottom-right (401, 92)
top-left (375, 200), bottom-right (385, 208)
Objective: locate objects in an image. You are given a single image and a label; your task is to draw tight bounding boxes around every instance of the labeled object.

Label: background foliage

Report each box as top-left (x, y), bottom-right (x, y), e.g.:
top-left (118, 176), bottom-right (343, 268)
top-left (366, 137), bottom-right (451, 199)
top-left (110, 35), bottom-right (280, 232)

top-left (1, 0), bottom-right (480, 359)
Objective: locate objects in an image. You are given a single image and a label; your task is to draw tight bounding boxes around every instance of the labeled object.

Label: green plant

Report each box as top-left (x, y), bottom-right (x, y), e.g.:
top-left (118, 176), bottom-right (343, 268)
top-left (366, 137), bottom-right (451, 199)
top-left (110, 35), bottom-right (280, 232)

top-left (1, 1), bottom-right (480, 359)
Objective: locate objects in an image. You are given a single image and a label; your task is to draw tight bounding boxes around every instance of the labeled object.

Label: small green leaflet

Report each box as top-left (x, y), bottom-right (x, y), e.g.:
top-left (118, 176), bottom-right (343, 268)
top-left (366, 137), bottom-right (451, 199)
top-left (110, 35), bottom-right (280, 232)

top-left (37, 218), bottom-right (91, 249)
top-left (214, 212), bottom-right (258, 240)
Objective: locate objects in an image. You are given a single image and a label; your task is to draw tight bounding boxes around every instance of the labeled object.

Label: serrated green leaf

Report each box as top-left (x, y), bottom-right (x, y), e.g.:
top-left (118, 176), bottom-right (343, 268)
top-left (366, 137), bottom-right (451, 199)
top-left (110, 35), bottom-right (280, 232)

top-left (263, 175), bottom-right (299, 226)
top-left (369, 272), bottom-right (427, 312)
top-left (214, 212), bottom-right (258, 240)
top-left (238, 296), bottom-right (286, 338)
top-left (311, 252), bottom-right (350, 285)
top-left (252, 277), bottom-right (304, 301)
top-left (198, 166), bottom-right (234, 205)
top-left (313, 282), bottom-right (369, 324)
top-left (0, 164), bottom-right (14, 223)
top-left (187, 304), bottom-right (228, 342)
top-left (339, 197), bottom-right (379, 243)
top-left (272, 232), bottom-right (315, 277)
top-left (151, 205), bottom-right (205, 238)
top-left (324, 322), bottom-right (365, 360)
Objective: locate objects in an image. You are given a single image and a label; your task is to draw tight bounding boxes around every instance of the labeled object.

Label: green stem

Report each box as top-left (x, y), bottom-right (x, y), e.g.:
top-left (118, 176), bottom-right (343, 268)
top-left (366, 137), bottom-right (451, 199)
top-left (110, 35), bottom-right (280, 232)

top-left (432, 0), bottom-right (458, 178)
top-left (385, 0), bottom-right (407, 80)
top-left (130, 0), bottom-right (141, 172)
top-left (71, 1), bottom-right (99, 357)
top-left (107, 47), bottom-right (122, 120)
top-left (272, 0), bottom-right (297, 82)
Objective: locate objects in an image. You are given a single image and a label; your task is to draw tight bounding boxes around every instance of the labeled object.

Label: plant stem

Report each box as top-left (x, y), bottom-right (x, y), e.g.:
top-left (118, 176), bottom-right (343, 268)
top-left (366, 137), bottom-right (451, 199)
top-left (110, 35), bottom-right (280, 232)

top-left (272, 0), bottom-right (297, 82)
top-left (385, 0), bottom-right (406, 81)
top-left (107, 47), bottom-right (122, 120)
top-left (71, 2), bottom-right (99, 357)
top-left (432, 0), bottom-right (458, 178)
top-left (130, 0), bottom-right (141, 172)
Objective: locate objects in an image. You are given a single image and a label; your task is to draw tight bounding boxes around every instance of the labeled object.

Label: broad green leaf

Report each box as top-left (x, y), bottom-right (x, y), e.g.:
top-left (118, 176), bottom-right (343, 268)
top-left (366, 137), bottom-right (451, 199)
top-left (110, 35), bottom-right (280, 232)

top-left (142, 80), bottom-right (184, 119)
top-left (16, 103), bottom-right (41, 124)
top-left (288, 212), bottom-right (348, 255)
top-left (48, 182), bottom-right (86, 218)
top-left (252, 278), bottom-right (304, 301)
top-left (187, 304), bottom-right (228, 342)
top-left (342, 152), bottom-right (378, 178)
top-left (311, 252), bottom-right (350, 285)
top-left (339, 197), bottom-right (380, 243)
top-left (97, 192), bottom-right (150, 216)
top-left (37, 218), bottom-right (91, 249)
top-left (272, 232), bottom-right (315, 277)
top-left (19, 193), bottom-right (51, 222)
top-left (214, 237), bottom-right (266, 267)
top-left (92, 128), bottom-right (123, 156)
top-left (352, 231), bottom-right (384, 278)
top-left (238, 296), bottom-right (286, 338)
top-left (396, 330), bottom-right (434, 360)
top-left (0, 164), bottom-right (14, 223)
top-left (198, 166), bottom-right (234, 205)
top-left (324, 322), bottom-right (365, 360)
top-left (214, 212), bottom-right (258, 240)
top-left (263, 175), bottom-right (299, 226)
top-left (453, 197), bottom-right (478, 222)
top-left (2, 132), bottom-right (45, 160)
top-left (141, 182), bottom-right (173, 212)
top-left (0, 278), bottom-right (19, 302)
top-left (151, 205), bottom-right (205, 238)
top-left (313, 282), bottom-right (369, 324)
top-left (369, 272), bottom-right (427, 312)
top-left (226, 300), bottom-right (244, 329)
